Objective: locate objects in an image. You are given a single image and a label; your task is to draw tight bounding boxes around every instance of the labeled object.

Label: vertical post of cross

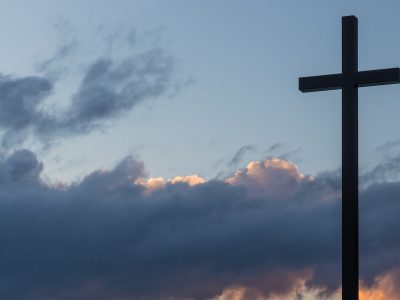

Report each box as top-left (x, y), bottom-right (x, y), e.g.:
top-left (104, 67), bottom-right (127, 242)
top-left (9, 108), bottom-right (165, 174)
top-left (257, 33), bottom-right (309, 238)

top-left (341, 16), bottom-right (359, 300)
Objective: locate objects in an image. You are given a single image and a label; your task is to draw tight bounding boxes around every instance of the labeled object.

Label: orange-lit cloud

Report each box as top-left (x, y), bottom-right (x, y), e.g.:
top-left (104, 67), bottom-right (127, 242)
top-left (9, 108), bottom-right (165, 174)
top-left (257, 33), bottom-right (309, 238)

top-left (225, 159), bottom-right (311, 198)
top-left (135, 176), bottom-right (165, 194)
top-left (1, 150), bottom-right (400, 300)
top-left (226, 159), bottom-right (306, 184)
top-left (137, 159), bottom-right (306, 196)
top-left (214, 279), bottom-right (399, 300)
top-left (135, 174), bottom-right (205, 194)
top-left (359, 271), bottom-right (400, 300)
top-left (169, 174), bottom-right (206, 186)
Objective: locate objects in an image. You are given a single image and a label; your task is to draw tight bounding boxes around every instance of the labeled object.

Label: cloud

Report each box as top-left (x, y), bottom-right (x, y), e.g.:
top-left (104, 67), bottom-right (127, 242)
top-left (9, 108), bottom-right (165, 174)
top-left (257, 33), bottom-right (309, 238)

top-left (168, 174), bottom-right (205, 186)
top-left (376, 139), bottom-right (400, 152)
top-left (228, 145), bottom-right (256, 169)
top-left (62, 48), bottom-right (174, 134)
top-left (361, 154), bottom-right (400, 186)
top-left (0, 151), bottom-right (399, 299)
top-left (0, 76), bottom-right (53, 146)
top-left (0, 149), bottom-right (43, 184)
top-left (265, 143), bottom-right (285, 154)
top-left (225, 159), bottom-right (308, 199)
top-left (0, 33), bottom-right (176, 148)
top-left (358, 270), bottom-right (400, 300)
top-left (213, 145), bottom-right (256, 180)
top-left (264, 143), bottom-right (301, 162)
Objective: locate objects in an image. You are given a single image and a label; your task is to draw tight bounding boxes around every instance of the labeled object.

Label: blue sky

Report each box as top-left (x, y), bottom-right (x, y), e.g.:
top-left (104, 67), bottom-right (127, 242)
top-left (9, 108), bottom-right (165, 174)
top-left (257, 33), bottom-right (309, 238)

top-left (0, 0), bottom-right (399, 183)
top-left (0, 1), bottom-right (400, 299)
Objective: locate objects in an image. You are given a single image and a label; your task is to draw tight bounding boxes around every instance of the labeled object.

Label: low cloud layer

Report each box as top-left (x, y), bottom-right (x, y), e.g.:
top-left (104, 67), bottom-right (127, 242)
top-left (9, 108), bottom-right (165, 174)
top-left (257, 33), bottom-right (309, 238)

top-left (0, 46), bottom-right (175, 147)
top-left (0, 151), bottom-right (399, 299)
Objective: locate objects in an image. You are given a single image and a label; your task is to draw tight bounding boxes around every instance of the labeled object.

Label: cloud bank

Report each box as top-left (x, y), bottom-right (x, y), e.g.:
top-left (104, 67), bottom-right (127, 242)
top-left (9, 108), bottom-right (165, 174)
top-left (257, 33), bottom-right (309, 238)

top-left (0, 151), bottom-right (399, 299)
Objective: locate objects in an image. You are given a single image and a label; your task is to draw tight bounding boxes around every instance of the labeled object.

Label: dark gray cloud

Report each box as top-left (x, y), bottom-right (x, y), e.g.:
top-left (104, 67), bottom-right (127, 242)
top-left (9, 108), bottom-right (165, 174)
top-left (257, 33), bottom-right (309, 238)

top-left (0, 43), bottom-right (175, 148)
top-left (63, 48), bottom-right (174, 134)
top-left (0, 151), bottom-right (398, 299)
top-left (0, 76), bottom-right (53, 146)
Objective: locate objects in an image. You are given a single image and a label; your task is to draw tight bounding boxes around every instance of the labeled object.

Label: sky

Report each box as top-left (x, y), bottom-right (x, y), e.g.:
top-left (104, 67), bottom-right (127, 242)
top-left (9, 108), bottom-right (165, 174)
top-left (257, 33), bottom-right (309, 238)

top-left (0, 0), bottom-right (400, 299)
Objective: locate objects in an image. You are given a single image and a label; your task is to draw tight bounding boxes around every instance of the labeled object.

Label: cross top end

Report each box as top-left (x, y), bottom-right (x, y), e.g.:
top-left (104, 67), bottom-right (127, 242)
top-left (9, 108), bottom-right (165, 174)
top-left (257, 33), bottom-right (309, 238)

top-left (299, 15), bottom-right (400, 93)
top-left (343, 15), bottom-right (357, 21)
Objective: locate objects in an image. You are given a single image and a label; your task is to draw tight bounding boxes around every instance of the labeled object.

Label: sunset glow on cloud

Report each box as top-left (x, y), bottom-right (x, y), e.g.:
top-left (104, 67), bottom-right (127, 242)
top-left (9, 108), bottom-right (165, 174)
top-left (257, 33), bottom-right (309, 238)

top-left (0, 150), bottom-right (398, 299)
top-left (135, 174), bottom-right (205, 194)
top-left (0, 1), bottom-right (399, 299)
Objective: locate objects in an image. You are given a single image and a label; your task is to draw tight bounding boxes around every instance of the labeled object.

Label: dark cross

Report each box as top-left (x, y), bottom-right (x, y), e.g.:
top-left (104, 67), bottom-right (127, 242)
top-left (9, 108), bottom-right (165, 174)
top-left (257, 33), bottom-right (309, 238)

top-left (299, 16), bottom-right (400, 300)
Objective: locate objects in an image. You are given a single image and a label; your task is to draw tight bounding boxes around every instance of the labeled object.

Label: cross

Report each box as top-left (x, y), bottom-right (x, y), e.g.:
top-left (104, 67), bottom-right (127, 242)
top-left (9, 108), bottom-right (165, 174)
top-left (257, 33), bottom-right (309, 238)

top-left (299, 16), bottom-right (400, 300)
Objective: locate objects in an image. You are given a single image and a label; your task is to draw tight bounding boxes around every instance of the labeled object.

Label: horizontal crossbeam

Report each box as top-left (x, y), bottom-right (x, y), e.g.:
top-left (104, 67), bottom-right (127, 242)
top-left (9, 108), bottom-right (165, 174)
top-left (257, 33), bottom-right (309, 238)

top-left (357, 68), bottom-right (400, 87)
top-left (299, 74), bottom-right (342, 92)
top-left (299, 67), bottom-right (400, 93)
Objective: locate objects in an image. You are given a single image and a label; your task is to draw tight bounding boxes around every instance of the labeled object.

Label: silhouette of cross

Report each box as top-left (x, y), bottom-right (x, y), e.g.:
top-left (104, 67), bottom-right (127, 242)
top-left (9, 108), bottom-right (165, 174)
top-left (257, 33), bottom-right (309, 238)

top-left (299, 16), bottom-right (400, 300)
